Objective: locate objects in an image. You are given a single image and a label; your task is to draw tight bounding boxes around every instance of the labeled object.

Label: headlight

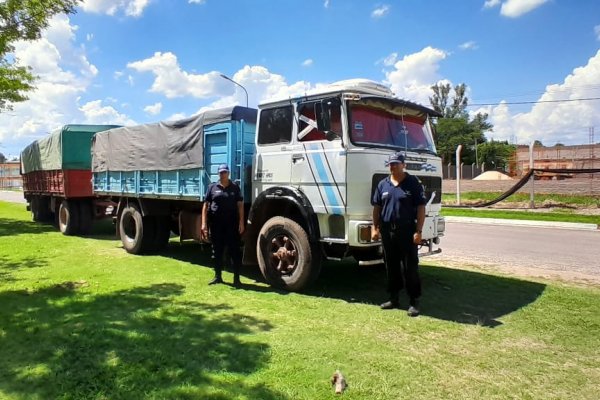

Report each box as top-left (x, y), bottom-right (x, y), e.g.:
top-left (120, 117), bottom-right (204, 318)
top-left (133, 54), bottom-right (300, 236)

top-left (436, 217), bottom-right (445, 234)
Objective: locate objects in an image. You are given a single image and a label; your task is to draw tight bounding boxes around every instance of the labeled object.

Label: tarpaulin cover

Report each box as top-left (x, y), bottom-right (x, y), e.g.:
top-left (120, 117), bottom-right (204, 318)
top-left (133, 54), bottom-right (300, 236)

top-left (91, 106), bottom-right (257, 172)
top-left (20, 125), bottom-right (120, 173)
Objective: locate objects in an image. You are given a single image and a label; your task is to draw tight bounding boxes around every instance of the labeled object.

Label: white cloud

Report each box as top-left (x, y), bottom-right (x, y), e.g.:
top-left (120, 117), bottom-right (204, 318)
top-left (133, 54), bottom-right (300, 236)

top-left (595, 25), bottom-right (600, 41)
top-left (189, 0), bottom-right (206, 4)
top-left (143, 102), bottom-right (163, 115)
top-left (376, 52), bottom-right (398, 67)
top-left (81, 0), bottom-right (151, 18)
top-left (384, 46), bottom-right (449, 106)
top-left (324, 0), bottom-right (330, 8)
top-left (483, 0), bottom-right (549, 18)
top-left (483, 50), bottom-right (600, 145)
top-left (127, 52), bottom-right (224, 98)
top-left (0, 15), bottom-right (131, 155)
top-left (371, 5), bottom-right (390, 19)
top-left (483, 0), bottom-right (501, 8)
top-left (80, 100), bottom-right (135, 125)
top-left (459, 41), bottom-right (478, 51)
top-left (302, 58), bottom-right (314, 67)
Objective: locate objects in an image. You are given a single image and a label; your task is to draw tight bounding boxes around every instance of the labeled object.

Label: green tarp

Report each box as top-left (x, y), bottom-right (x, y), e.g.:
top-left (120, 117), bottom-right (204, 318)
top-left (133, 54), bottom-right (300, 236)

top-left (21, 125), bottom-right (120, 173)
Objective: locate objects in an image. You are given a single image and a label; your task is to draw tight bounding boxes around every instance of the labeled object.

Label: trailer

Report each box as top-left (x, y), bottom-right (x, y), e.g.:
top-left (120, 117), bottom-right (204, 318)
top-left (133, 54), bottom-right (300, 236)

top-left (92, 107), bottom-right (256, 254)
top-left (20, 124), bottom-right (120, 235)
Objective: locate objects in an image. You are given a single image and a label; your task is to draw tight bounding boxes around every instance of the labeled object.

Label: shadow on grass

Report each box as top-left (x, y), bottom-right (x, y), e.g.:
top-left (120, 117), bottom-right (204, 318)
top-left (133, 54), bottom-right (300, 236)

top-left (0, 283), bottom-right (286, 399)
top-left (0, 255), bottom-right (49, 283)
top-left (0, 217), bottom-right (55, 237)
top-left (164, 242), bottom-right (289, 295)
top-left (307, 260), bottom-right (546, 327)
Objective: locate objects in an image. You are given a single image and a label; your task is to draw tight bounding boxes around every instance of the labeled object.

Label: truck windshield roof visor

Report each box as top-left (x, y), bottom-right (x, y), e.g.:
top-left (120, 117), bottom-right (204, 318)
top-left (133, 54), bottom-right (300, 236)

top-left (347, 98), bottom-right (437, 154)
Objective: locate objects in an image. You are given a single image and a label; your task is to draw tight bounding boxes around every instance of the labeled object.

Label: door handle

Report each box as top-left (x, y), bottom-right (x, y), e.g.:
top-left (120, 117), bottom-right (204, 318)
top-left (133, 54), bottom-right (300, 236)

top-left (292, 153), bottom-right (305, 163)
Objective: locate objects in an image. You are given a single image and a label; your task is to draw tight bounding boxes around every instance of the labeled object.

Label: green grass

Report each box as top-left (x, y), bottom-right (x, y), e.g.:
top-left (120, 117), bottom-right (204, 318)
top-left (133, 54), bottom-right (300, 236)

top-left (442, 207), bottom-right (600, 225)
top-left (1, 201), bottom-right (599, 399)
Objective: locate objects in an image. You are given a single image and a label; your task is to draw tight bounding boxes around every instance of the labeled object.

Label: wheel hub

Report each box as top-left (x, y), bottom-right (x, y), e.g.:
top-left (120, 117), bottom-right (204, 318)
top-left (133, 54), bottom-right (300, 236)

top-left (270, 235), bottom-right (297, 274)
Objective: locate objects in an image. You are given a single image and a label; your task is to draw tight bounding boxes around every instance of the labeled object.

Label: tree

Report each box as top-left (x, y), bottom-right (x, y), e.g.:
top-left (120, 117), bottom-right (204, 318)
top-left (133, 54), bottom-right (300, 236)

top-left (0, 152), bottom-right (6, 163)
top-left (477, 140), bottom-right (516, 171)
top-left (429, 82), bottom-right (468, 118)
top-left (0, 0), bottom-right (80, 112)
top-left (429, 82), bottom-right (493, 165)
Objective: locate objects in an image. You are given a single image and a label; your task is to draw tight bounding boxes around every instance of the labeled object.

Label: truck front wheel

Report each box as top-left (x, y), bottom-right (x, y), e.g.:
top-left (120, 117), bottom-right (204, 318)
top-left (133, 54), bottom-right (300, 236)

top-left (58, 200), bottom-right (80, 235)
top-left (257, 216), bottom-right (321, 291)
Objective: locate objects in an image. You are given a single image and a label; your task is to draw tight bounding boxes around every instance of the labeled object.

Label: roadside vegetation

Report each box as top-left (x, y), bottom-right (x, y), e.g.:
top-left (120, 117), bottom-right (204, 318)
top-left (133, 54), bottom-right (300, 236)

top-left (1, 200), bottom-right (599, 399)
top-left (442, 192), bottom-right (600, 225)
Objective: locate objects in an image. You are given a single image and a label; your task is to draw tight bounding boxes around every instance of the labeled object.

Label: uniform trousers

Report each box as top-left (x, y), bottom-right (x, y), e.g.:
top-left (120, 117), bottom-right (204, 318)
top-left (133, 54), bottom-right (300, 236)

top-left (381, 222), bottom-right (422, 300)
top-left (210, 220), bottom-right (242, 275)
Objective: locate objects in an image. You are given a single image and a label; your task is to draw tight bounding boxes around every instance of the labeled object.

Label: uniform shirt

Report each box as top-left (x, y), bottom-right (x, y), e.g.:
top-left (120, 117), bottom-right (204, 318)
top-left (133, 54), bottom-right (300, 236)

top-left (205, 180), bottom-right (243, 224)
top-left (371, 173), bottom-right (426, 224)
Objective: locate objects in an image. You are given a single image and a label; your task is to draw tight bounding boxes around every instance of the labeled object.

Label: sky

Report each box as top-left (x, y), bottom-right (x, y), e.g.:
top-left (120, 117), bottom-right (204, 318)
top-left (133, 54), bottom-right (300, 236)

top-left (1, 0), bottom-right (600, 158)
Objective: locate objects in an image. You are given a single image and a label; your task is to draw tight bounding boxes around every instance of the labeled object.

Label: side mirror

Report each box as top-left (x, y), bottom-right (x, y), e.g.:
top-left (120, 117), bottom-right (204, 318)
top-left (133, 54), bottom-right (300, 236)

top-left (315, 101), bottom-right (331, 132)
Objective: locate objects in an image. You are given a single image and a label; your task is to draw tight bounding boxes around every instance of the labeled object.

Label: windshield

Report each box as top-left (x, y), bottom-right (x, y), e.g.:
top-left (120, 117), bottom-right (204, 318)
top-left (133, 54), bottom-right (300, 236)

top-left (348, 99), bottom-right (437, 154)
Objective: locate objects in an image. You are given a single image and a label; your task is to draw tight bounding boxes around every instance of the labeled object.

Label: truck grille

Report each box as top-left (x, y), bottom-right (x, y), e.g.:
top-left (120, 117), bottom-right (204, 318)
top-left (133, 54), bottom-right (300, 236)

top-left (371, 174), bottom-right (442, 204)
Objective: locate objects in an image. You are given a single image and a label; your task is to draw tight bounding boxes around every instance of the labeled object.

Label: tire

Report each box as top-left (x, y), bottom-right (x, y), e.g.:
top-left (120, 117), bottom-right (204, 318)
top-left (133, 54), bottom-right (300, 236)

top-left (38, 197), bottom-right (53, 222)
top-left (31, 196), bottom-right (41, 222)
top-left (152, 216), bottom-right (171, 252)
top-left (256, 216), bottom-right (321, 291)
top-left (58, 200), bottom-right (80, 235)
top-left (119, 204), bottom-right (156, 254)
top-left (78, 201), bottom-right (93, 235)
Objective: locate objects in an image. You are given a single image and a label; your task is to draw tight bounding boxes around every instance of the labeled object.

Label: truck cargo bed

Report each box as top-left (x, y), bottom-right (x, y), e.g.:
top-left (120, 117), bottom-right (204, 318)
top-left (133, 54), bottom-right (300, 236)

top-left (22, 170), bottom-right (93, 198)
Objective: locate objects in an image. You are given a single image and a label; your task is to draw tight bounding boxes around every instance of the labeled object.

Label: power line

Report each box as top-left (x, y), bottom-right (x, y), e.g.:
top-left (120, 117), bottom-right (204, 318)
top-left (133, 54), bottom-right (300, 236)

top-left (467, 97), bottom-right (600, 107)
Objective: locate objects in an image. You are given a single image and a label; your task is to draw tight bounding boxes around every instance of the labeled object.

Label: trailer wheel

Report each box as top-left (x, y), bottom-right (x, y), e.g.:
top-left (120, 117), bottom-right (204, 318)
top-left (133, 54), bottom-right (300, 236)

top-left (31, 196), bottom-right (41, 222)
top-left (78, 201), bottom-right (93, 235)
top-left (257, 216), bottom-right (321, 291)
top-left (58, 200), bottom-right (80, 235)
top-left (153, 216), bottom-right (171, 251)
top-left (119, 205), bottom-right (156, 254)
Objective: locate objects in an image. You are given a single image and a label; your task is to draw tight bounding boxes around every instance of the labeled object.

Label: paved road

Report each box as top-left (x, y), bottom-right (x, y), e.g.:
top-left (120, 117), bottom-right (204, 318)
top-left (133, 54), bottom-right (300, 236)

top-left (431, 221), bottom-right (600, 284)
top-left (0, 190), bottom-right (26, 204)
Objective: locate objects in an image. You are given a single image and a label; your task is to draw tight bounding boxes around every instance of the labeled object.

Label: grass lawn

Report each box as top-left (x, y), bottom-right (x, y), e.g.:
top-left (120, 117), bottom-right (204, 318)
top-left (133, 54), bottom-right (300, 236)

top-left (442, 207), bottom-right (600, 225)
top-left (1, 201), bottom-right (599, 399)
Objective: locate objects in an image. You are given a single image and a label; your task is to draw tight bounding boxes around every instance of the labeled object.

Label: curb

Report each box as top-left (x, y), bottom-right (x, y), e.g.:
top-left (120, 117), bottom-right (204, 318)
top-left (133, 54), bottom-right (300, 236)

top-left (444, 216), bottom-right (599, 231)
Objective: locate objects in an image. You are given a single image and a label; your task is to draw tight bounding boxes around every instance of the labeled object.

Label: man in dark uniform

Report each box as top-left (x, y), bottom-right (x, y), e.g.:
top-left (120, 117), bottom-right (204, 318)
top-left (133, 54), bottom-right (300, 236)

top-left (201, 163), bottom-right (245, 286)
top-left (371, 152), bottom-right (426, 316)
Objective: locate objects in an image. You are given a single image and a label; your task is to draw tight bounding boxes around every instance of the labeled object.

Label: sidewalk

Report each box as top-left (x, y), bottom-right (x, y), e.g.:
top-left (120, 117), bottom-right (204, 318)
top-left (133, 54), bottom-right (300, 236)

top-left (444, 216), bottom-right (599, 231)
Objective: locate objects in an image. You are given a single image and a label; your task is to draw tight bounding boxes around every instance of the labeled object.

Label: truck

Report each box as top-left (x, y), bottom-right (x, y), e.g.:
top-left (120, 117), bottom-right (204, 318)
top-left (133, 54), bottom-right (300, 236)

top-left (20, 124), bottom-right (120, 235)
top-left (91, 79), bottom-right (445, 291)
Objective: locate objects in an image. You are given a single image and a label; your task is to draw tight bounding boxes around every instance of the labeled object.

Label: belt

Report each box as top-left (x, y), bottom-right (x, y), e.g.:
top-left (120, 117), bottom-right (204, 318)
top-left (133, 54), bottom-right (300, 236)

top-left (381, 221), bottom-right (415, 231)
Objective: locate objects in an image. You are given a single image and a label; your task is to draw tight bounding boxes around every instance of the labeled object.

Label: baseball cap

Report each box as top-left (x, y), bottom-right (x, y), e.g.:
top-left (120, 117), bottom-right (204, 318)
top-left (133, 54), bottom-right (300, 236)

top-left (386, 152), bottom-right (405, 165)
top-left (218, 163), bottom-right (230, 173)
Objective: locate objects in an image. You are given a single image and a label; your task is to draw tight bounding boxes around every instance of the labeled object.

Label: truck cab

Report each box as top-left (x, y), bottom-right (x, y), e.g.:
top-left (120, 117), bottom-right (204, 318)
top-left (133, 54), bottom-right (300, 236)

top-left (245, 79), bottom-right (445, 290)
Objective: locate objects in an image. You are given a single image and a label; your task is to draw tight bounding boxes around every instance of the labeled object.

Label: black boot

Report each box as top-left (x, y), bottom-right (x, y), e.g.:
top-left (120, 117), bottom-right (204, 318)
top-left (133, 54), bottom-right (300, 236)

top-left (380, 296), bottom-right (400, 310)
top-left (208, 271), bottom-right (223, 285)
top-left (233, 274), bottom-right (242, 287)
top-left (407, 298), bottom-right (420, 317)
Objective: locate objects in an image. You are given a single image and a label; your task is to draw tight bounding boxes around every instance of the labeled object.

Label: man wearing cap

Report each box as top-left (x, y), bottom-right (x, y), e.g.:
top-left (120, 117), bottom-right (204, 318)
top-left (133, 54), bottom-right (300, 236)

top-left (201, 163), bottom-right (245, 286)
top-left (371, 152), bottom-right (426, 316)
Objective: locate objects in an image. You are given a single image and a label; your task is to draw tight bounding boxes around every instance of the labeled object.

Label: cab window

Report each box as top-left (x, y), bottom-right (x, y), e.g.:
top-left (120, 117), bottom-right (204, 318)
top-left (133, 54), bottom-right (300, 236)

top-left (297, 102), bottom-right (342, 142)
top-left (257, 106), bottom-right (293, 145)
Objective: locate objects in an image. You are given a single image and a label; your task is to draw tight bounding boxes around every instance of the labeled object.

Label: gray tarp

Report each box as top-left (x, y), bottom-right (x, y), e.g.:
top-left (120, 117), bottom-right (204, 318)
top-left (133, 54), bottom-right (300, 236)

top-left (92, 106), bottom-right (257, 172)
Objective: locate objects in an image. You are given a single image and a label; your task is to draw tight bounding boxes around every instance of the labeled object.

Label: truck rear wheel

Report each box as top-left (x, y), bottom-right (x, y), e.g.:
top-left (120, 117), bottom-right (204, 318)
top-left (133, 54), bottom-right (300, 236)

top-left (78, 201), bottom-right (93, 235)
top-left (58, 200), bottom-right (80, 235)
top-left (257, 216), bottom-right (321, 291)
top-left (119, 204), bottom-right (156, 254)
top-left (153, 216), bottom-right (171, 251)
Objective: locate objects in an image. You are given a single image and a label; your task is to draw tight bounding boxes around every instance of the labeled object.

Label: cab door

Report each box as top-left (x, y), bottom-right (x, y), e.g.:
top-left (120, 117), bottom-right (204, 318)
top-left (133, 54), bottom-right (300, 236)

top-left (253, 105), bottom-right (294, 197)
top-left (290, 101), bottom-right (346, 215)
